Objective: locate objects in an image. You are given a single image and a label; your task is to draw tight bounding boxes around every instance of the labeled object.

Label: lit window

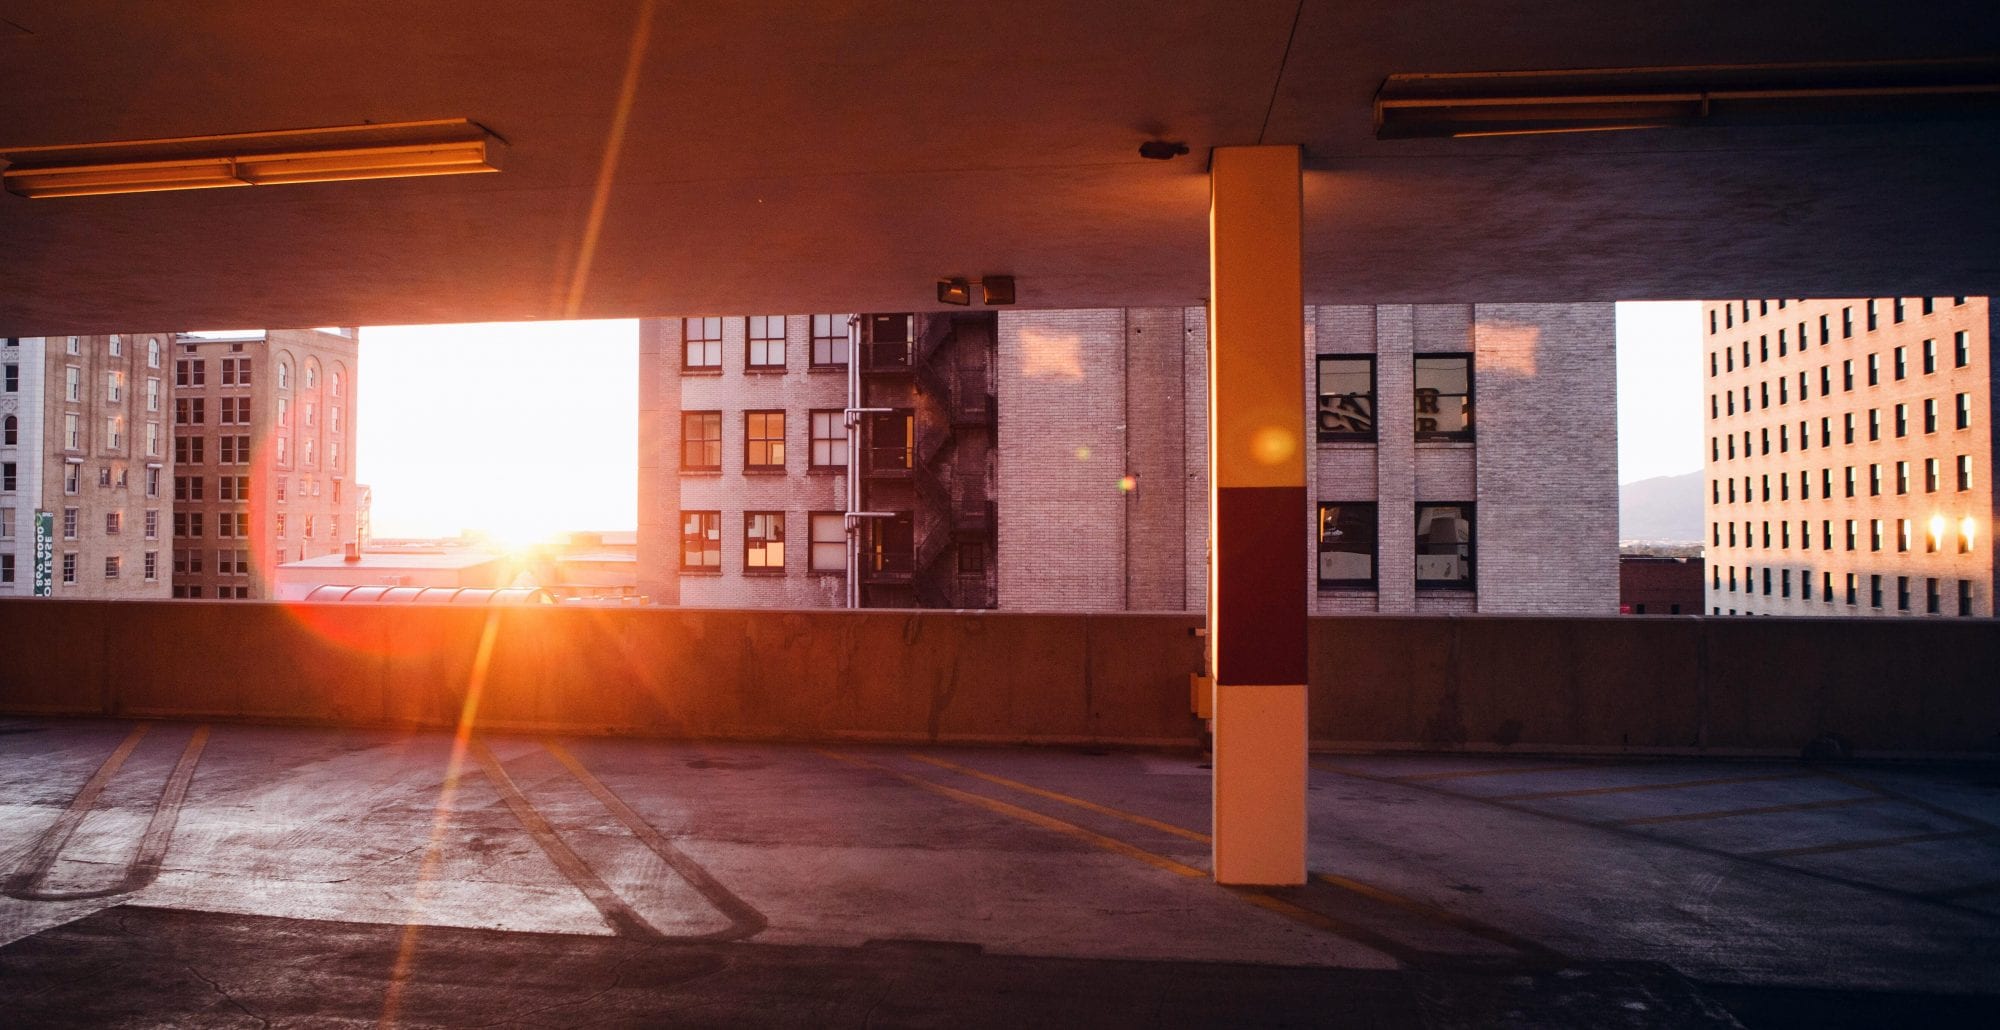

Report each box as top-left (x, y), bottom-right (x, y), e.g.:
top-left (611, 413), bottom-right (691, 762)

top-left (681, 511), bottom-right (721, 570)
top-left (810, 410), bottom-right (848, 468)
top-left (1413, 355), bottom-right (1473, 440)
top-left (682, 411), bottom-right (722, 470)
top-left (1415, 504), bottom-right (1473, 588)
top-left (682, 317), bottom-right (723, 370)
top-left (746, 316), bottom-right (785, 369)
top-left (744, 411), bottom-right (785, 470)
top-left (1317, 502), bottom-right (1377, 590)
top-left (744, 512), bottom-right (785, 570)
top-left (1316, 356), bottom-right (1376, 441)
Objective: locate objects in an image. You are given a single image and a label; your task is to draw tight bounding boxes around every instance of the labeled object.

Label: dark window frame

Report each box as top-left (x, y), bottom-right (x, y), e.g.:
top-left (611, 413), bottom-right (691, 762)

top-left (810, 314), bottom-right (850, 368)
top-left (1413, 353), bottom-right (1475, 442)
top-left (743, 410), bottom-right (786, 471)
top-left (1315, 501), bottom-right (1378, 590)
top-left (809, 409), bottom-right (847, 469)
top-left (743, 510), bottom-right (785, 573)
top-left (808, 510), bottom-right (846, 574)
top-left (680, 510), bottom-right (721, 571)
top-left (1314, 355), bottom-right (1376, 442)
top-left (1414, 502), bottom-right (1475, 590)
top-left (745, 315), bottom-right (786, 370)
top-left (681, 317), bottom-right (723, 372)
top-left (681, 411), bottom-right (723, 471)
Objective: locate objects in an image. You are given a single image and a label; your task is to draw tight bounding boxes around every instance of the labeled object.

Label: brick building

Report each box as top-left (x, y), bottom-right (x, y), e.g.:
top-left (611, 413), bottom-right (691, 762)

top-left (1702, 297), bottom-right (1995, 617)
top-left (169, 329), bottom-right (360, 599)
top-left (2, 333), bottom-right (172, 599)
top-left (638, 304), bottom-right (1618, 615)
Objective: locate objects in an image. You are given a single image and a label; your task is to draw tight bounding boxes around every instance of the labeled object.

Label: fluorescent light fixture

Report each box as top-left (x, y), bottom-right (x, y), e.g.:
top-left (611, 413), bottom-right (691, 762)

top-left (0, 118), bottom-right (501, 198)
top-left (1376, 59), bottom-right (2000, 139)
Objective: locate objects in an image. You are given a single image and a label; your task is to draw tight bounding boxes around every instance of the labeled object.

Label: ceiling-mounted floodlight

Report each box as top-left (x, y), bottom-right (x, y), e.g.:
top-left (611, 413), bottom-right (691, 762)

top-left (1138, 140), bottom-right (1189, 160)
top-left (937, 278), bottom-right (972, 306)
top-left (0, 118), bottom-right (503, 198)
top-left (1375, 58), bottom-right (2000, 139)
top-left (980, 276), bottom-right (1016, 305)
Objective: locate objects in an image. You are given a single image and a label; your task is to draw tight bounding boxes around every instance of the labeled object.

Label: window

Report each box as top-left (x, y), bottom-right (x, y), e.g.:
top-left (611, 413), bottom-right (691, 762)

top-left (1955, 331), bottom-right (1970, 367)
top-left (1928, 578), bottom-right (1941, 614)
top-left (1, 415), bottom-right (13, 446)
top-left (1870, 519), bottom-right (1883, 552)
top-left (810, 410), bottom-right (848, 468)
top-left (1842, 360), bottom-right (1853, 391)
top-left (1959, 580), bottom-right (1974, 617)
top-left (1866, 299), bottom-right (1879, 331)
top-left (1923, 339), bottom-right (1937, 374)
top-left (681, 511), bottom-right (721, 570)
top-left (1845, 519), bottom-right (1856, 550)
top-left (1315, 356), bottom-right (1375, 440)
top-left (62, 507), bottom-right (78, 539)
top-left (61, 552), bottom-right (75, 584)
top-left (1898, 518), bottom-right (1911, 552)
top-left (304, 515), bottom-right (316, 539)
top-left (175, 358), bottom-right (206, 388)
top-left (277, 361), bottom-right (291, 390)
top-left (1414, 504), bottom-right (1473, 588)
top-left (1316, 503), bottom-right (1377, 589)
top-left (1870, 574), bottom-right (1883, 609)
top-left (1867, 408), bottom-right (1879, 442)
top-left (746, 315), bottom-right (786, 369)
top-left (1960, 454), bottom-right (1973, 491)
top-left (745, 512), bottom-right (785, 570)
top-left (1925, 398), bottom-right (1938, 434)
top-left (145, 422), bottom-right (160, 457)
top-left (2, 363), bottom-right (14, 393)
top-left (145, 509), bottom-right (159, 539)
top-left (1868, 464), bottom-right (1880, 496)
top-left (147, 337), bottom-right (161, 368)
top-left (1956, 393), bottom-right (1972, 430)
top-left (1845, 573), bottom-right (1856, 605)
top-left (276, 513), bottom-right (286, 538)
top-left (145, 467), bottom-right (159, 498)
top-left (175, 475), bottom-right (202, 502)
top-left (1413, 355), bottom-right (1472, 440)
top-left (682, 411), bottom-right (722, 470)
top-left (304, 362), bottom-right (317, 389)
top-left (810, 314), bottom-right (850, 367)
top-left (744, 411), bottom-right (785, 470)
top-left (105, 511), bottom-right (121, 535)
top-left (1896, 461), bottom-right (1909, 494)
top-left (64, 463), bottom-right (79, 494)
top-left (809, 512), bottom-right (845, 573)
top-left (0, 553), bottom-right (11, 583)
top-left (1867, 353), bottom-right (1879, 386)
top-left (176, 397), bottom-right (204, 426)
top-left (104, 555), bottom-right (121, 579)
top-left (1894, 404), bottom-right (1907, 438)
top-left (64, 413), bottom-right (80, 450)
top-left (683, 317), bottom-right (723, 370)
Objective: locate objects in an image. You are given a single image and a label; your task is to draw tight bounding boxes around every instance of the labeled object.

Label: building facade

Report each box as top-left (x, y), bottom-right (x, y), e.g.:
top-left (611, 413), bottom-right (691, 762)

top-left (1702, 297), bottom-right (1995, 617)
top-left (1, 333), bottom-right (172, 599)
top-left (169, 329), bottom-right (360, 599)
top-left (638, 304), bottom-right (1619, 615)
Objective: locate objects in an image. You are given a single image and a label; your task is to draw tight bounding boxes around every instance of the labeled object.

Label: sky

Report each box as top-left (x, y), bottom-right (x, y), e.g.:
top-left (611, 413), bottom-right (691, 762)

top-left (1613, 300), bottom-right (1704, 484)
top-left (357, 320), bottom-right (638, 541)
top-left (355, 304), bottom-right (1703, 538)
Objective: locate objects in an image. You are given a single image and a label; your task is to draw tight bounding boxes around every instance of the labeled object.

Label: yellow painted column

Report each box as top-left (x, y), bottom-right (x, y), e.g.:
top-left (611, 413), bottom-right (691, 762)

top-left (1208, 145), bottom-right (1307, 885)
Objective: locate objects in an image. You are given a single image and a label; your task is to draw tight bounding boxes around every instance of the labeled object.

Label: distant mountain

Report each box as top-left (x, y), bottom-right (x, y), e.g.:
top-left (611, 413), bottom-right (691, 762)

top-left (1620, 471), bottom-right (1703, 543)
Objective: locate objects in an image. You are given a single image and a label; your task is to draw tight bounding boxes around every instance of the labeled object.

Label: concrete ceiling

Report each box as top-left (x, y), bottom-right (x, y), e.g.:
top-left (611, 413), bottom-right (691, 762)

top-left (2, 1), bottom-right (1998, 335)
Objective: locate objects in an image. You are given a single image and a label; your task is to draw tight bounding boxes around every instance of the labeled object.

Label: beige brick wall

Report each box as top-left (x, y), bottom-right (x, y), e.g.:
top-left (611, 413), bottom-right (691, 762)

top-left (1702, 296), bottom-right (1994, 617)
top-left (639, 315), bottom-right (848, 608)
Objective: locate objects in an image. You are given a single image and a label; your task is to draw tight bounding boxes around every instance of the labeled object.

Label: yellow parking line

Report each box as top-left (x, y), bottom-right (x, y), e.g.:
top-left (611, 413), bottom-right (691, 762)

top-left (905, 753), bottom-right (1209, 843)
top-left (1490, 771), bottom-right (1810, 802)
top-left (817, 749), bottom-right (1419, 964)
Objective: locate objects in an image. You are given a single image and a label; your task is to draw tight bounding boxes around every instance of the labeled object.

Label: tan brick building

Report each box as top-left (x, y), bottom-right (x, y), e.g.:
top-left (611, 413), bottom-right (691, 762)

top-left (169, 329), bottom-right (360, 599)
top-left (1703, 297), bottom-right (1995, 617)
top-left (1, 333), bottom-right (172, 599)
top-left (638, 304), bottom-right (1618, 615)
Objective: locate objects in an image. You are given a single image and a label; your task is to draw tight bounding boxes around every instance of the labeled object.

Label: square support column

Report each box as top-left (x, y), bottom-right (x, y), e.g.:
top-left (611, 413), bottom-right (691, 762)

top-left (1207, 145), bottom-right (1307, 885)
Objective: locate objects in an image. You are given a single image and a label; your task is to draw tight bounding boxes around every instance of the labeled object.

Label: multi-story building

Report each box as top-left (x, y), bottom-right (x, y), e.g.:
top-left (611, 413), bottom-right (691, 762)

top-left (1, 333), bottom-right (171, 599)
top-left (638, 304), bottom-right (1619, 615)
top-left (169, 329), bottom-right (360, 599)
top-left (1702, 297), bottom-right (1994, 617)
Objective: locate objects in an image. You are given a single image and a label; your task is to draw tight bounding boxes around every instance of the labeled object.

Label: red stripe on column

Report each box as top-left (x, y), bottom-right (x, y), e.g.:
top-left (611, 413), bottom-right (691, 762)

top-left (1215, 485), bottom-right (1307, 685)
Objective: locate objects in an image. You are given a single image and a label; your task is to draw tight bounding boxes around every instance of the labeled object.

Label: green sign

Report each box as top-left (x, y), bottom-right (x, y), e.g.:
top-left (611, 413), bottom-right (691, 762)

top-left (33, 510), bottom-right (53, 596)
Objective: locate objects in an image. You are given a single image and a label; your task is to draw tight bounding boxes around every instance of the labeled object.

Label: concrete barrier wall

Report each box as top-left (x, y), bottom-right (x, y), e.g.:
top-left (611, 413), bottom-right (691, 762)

top-left (0, 601), bottom-right (1205, 746)
top-left (2, 601), bottom-right (1995, 754)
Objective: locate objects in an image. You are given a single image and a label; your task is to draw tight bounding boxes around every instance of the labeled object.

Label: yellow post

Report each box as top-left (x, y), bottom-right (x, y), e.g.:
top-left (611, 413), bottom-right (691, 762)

top-left (1207, 145), bottom-right (1307, 885)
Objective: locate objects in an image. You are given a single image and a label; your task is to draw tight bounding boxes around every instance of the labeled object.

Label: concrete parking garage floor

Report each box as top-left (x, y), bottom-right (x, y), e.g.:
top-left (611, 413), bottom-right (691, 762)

top-left (1, 718), bottom-right (1997, 1027)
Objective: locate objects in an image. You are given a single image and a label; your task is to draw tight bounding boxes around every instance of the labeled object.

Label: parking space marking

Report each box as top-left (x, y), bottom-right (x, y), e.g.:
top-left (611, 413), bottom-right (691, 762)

top-left (1489, 770), bottom-right (1810, 802)
top-left (1747, 829), bottom-right (1986, 860)
top-left (542, 740), bottom-right (767, 942)
top-left (6, 724), bottom-right (209, 902)
top-left (4, 723), bottom-right (149, 900)
top-left (899, 751), bottom-right (1566, 965)
top-left (1614, 795), bottom-right (1885, 827)
top-left (1813, 770), bottom-right (2000, 834)
top-left (469, 737), bottom-right (659, 940)
top-left (1396, 764), bottom-right (1598, 783)
top-left (819, 749), bottom-right (1420, 965)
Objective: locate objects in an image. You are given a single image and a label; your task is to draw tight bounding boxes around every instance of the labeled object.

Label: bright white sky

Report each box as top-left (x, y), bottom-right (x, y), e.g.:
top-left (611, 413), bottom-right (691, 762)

top-left (1613, 300), bottom-right (1704, 484)
top-left (357, 320), bottom-right (637, 542)
top-left (355, 304), bottom-right (1701, 538)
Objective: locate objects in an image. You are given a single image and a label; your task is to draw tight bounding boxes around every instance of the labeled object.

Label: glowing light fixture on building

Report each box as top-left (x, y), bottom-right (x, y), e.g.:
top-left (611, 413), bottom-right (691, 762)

top-left (0, 119), bottom-right (502, 199)
top-left (1931, 514), bottom-right (1948, 551)
top-left (1962, 515), bottom-right (1978, 553)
